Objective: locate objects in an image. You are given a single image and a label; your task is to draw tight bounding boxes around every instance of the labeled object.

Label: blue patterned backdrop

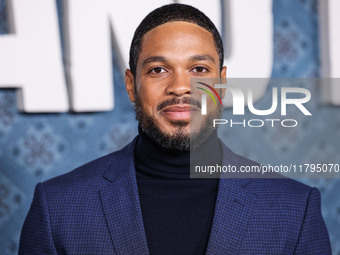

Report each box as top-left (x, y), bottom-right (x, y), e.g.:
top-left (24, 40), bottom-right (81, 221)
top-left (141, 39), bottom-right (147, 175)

top-left (0, 0), bottom-right (339, 254)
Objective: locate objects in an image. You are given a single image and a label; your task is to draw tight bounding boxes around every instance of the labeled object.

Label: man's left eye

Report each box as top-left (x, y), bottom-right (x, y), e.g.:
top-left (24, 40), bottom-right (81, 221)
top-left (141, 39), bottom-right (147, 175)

top-left (192, 66), bottom-right (208, 73)
top-left (149, 67), bottom-right (166, 74)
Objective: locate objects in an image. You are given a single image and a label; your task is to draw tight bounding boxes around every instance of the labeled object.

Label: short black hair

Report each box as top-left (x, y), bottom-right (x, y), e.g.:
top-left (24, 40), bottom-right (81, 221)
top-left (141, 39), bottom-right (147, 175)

top-left (129, 3), bottom-right (224, 77)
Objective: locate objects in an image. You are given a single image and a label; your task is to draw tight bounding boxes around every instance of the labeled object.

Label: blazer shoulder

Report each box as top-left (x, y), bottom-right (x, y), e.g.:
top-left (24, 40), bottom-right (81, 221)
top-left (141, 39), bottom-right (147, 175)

top-left (220, 141), bottom-right (315, 201)
top-left (247, 177), bottom-right (313, 197)
top-left (43, 137), bottom-right (137, 190)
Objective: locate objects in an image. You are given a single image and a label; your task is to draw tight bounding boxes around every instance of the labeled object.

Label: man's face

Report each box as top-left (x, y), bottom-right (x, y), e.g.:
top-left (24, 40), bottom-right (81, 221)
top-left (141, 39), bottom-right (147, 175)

top-left (126, 21), bottom-right (226, 151)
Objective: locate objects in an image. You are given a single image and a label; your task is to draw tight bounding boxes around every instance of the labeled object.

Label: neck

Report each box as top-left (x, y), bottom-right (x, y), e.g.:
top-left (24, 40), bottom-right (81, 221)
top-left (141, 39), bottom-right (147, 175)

top-left (135, 127), bottom-right (222, 179)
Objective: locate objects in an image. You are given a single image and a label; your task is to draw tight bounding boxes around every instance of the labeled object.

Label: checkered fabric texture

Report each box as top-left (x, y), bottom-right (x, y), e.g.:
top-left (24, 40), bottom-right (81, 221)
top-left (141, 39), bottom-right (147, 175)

top-left (19, 138), bottom-right (331, 254)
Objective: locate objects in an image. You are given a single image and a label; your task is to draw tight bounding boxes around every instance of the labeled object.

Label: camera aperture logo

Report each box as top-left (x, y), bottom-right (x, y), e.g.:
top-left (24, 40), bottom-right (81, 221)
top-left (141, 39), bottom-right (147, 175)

top-left (196, 81), bottom-right (312, 128)
top-left (196, 82), bottom-right (223, 115)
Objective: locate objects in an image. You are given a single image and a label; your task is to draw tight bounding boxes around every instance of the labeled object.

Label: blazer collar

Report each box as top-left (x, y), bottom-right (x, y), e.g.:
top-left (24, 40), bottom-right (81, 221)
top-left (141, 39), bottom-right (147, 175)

top-left (100, 137), bottom-right (149, 255)
top-left (206, 142), bottom-right (258, 254)
top-left (100, 136), bottom-right (257, 255)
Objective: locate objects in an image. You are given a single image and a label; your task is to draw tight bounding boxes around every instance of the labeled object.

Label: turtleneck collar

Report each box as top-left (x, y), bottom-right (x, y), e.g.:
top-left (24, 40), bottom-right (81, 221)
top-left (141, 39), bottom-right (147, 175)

top-left (134, 126), bottom-right (222, 179)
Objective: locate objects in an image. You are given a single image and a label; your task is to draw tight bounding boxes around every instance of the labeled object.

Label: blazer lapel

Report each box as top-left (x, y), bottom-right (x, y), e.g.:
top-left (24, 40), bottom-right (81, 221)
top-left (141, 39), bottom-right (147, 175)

top-left (97, 137), bottom-right (258, 254)
top-left (206, 178), bottom-right (257, 255)
top-left (206, 143), bottom-right (258, 255)
top-left (99, 139), bottom-right (149, 255)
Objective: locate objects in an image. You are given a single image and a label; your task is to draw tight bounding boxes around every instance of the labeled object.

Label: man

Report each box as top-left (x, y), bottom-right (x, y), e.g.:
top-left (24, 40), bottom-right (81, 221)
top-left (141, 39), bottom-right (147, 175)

top-left (19, 4), bottom-right (331, 254)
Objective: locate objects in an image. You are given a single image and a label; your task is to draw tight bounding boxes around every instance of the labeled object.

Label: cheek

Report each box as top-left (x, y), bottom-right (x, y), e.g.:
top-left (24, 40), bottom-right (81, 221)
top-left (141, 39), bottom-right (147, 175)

top-left (206, 97), bottom-right (218, 112)
top-left (137, 88), bottom-right (159, 114)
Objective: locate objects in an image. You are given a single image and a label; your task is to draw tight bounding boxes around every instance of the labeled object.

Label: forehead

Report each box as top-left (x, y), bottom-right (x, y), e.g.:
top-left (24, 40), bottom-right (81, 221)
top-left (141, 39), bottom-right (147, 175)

top-left (138, 21), bottom-right (217, 62)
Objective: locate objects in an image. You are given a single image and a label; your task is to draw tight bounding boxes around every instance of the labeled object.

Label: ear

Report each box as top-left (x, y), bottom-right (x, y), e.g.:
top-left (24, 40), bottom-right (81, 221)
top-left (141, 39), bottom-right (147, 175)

top-left (220, 66), bottom-right (227, 98)
top-left (125, 69), bottom-right (136, 102)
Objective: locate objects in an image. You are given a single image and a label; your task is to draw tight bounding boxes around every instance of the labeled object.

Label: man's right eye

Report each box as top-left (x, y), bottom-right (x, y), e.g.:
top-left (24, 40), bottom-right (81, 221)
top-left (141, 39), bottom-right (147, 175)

top-left (149, 67), bottom-right (166, 74)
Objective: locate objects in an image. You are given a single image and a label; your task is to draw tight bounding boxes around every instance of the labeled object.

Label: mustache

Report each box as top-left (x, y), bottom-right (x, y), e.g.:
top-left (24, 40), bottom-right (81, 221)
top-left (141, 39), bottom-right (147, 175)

top-left (157, 97), bottom-right (201, 111)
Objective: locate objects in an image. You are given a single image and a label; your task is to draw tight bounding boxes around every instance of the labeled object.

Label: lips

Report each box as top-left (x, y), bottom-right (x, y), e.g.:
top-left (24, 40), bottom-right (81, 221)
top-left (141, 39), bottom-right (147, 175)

top-left (161, 104), bottom-right (199, 121)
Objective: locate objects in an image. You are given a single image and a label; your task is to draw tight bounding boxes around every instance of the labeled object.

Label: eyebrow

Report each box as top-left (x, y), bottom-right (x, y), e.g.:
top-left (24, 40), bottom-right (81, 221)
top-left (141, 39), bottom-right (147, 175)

top-left (140, 54), bottom-right (216, 69)
top-left (189, 54), bottom-right (216, 64)
top-left (141, 56), bottom-right (168, 69)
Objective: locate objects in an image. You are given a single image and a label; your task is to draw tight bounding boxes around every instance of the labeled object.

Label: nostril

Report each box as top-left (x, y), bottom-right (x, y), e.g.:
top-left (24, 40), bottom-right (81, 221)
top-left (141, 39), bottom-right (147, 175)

top-left (166, 85), bottom-right (191, 96)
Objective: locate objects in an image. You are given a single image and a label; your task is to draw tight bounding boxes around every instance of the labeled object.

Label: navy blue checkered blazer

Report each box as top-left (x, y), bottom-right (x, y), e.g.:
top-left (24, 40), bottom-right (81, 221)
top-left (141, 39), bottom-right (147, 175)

top-left (19, 137), bottom-right (331, 254)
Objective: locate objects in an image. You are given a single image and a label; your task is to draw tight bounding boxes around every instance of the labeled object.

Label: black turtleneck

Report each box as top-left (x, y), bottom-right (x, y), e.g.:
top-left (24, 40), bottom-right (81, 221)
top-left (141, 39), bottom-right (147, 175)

top-left (135, 128), bottom-right (222, 255)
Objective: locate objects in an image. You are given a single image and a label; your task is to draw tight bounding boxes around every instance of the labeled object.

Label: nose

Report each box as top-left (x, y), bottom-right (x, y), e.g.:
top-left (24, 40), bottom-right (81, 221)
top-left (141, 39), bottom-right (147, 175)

top-left (164, 71), bottom-right (190, 97)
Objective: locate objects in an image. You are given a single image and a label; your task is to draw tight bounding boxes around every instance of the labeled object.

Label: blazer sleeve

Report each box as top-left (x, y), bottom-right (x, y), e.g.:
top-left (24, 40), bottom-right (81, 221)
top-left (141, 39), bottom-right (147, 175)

top-left (294, 187), bottom-right (332, 255)
top-left (19, 183), bottom-right (58, 255)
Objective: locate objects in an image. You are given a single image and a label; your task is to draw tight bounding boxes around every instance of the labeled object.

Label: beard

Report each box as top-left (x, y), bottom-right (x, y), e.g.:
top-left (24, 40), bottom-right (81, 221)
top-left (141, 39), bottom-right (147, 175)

top-left (134, 95), bottom-right (222, 153)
